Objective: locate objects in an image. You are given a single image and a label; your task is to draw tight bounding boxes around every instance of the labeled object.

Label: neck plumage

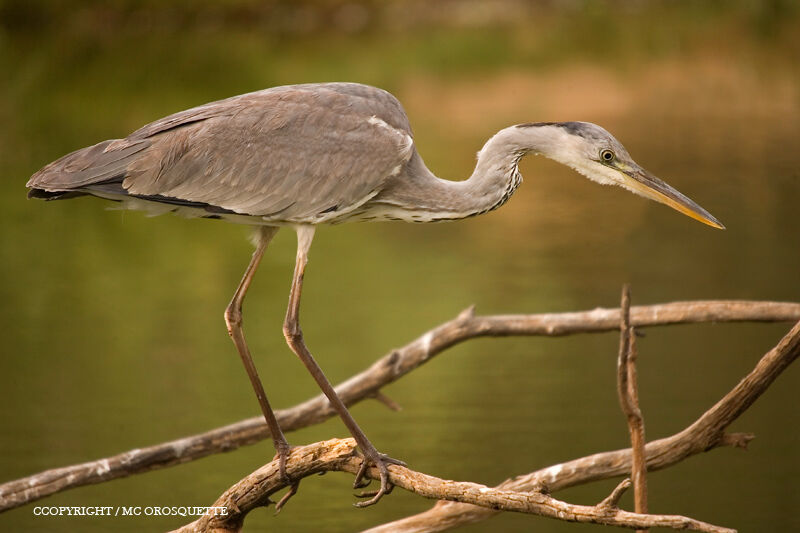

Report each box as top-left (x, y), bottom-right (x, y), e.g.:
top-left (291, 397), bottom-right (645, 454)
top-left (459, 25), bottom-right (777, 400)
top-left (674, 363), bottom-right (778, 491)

top-left (373, 124), bottom-right (568, 222)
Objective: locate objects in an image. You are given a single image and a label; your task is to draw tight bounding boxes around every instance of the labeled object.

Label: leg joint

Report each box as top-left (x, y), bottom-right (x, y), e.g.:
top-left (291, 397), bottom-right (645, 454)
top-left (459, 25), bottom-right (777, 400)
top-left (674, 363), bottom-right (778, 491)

top-left (282, 321), bottom-right (302, 343)
top-left (224, 304), bottom-right (242, 331)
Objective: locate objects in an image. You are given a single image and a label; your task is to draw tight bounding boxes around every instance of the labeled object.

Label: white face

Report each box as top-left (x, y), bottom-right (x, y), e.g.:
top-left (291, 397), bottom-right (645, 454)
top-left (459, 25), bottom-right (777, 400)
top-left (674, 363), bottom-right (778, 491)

top-left (531, 122), bottom-right (723, 229)
top-left (537, 123), bottom-right (629, 188)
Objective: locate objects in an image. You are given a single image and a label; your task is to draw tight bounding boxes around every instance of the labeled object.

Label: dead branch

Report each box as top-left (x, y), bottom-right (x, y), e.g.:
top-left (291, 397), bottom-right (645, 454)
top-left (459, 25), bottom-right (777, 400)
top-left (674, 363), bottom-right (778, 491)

top-left (617, 285), bottom-right (648, 527)
top-left (172, 439), bottom-right (733, 533)
top-left (1, 300), bottom-right (797, 512)
top-left (365, 318), bottom-right (800, 532)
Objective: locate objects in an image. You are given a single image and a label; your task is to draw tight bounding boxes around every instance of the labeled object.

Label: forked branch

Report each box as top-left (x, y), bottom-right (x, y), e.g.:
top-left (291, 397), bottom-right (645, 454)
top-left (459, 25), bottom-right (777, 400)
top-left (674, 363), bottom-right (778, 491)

top-left (366, 317), bottom-right (800, 532)
top-left (0, 301), bottom-right (798, 517)
top-left (617, 285), bottom-right (648, 526)
top-left (172, 439), bottom-right (733, 533)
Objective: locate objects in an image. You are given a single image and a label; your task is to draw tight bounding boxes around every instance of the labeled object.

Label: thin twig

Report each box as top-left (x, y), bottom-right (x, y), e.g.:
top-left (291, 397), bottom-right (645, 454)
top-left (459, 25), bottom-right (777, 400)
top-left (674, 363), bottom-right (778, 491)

top-left (598, 479), bottom-right (632, 509)
top-left (370, 390), bottom-right (403, 411)
top-left (617, 285), bottom-right (648, 531)
top-left (172, 439), bottom-right (734, 533)
top-left (364, 318), bottom-right (800, 532)
top-left (0, 301), bottom-right (798, 512)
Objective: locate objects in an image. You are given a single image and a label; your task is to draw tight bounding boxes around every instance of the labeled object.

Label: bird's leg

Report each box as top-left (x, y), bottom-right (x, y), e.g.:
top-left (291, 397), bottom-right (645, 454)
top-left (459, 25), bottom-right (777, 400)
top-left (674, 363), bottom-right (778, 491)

top-left (224, 226), bottom-right (296, 488)
top-left (282, 225), bottom-right (403, 508)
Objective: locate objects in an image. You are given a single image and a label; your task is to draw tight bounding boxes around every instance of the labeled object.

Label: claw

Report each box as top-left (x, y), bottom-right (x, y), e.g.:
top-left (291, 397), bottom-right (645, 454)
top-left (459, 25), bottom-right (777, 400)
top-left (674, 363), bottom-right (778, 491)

top-left (380, 454), bottom-right (407, 468)
top-left (273, 443), bottom-right (294, 485)
top-left (353, 466), bottom-right (390, 508)
top-left (356, 483), bottom-right (394, 499)
top-left (352, 452), bottom-right (405, 508)
top-left (353, 458), bottom-right (372, 489)
top-left (275, 482), bottom-right (300, 514)
top-left (271, 444), bottom-right (300, 512)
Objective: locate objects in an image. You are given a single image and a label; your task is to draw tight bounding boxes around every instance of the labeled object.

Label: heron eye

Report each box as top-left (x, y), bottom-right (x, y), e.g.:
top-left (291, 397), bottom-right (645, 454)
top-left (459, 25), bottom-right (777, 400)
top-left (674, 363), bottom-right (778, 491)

top-left (601, 149), bottom-right (615, 162)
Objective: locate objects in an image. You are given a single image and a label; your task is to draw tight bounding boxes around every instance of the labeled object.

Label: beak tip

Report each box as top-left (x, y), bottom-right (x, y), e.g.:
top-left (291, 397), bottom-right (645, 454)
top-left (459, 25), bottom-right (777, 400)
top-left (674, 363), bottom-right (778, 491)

top-left (705, 214), bottom-right (726, 230)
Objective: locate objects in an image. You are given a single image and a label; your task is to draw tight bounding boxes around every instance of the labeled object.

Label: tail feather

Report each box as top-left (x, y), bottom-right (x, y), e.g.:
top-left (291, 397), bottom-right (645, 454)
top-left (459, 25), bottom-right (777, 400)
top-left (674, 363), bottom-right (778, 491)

top-left (27, 134), bottom-right (235, 217)
top-left (27, 189), bottom-right (87, 200)
top-left (26, 138), bottom-right (150, 196)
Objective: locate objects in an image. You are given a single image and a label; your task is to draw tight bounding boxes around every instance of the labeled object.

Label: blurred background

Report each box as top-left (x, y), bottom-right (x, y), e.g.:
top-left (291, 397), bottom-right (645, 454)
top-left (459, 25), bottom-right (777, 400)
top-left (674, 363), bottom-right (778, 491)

top-left (1, 1), bottom-right (798, 531)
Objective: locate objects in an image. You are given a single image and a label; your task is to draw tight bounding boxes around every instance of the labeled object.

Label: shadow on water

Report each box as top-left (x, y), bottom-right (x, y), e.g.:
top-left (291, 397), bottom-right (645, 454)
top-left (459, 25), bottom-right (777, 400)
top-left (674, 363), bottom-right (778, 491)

top-left (0, 2), bottom-right (798, 531)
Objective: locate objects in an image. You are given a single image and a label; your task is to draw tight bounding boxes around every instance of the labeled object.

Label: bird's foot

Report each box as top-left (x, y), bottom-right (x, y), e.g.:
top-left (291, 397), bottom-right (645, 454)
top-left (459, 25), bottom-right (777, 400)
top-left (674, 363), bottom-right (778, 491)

top-left (272, 443), bottom-right (301, 513)
top-left (273, 443), bottom-right (293, 483)
top-left (352, 449), bottom-right (406, 508)
top-left (274, 481), bottom-right (300, 514)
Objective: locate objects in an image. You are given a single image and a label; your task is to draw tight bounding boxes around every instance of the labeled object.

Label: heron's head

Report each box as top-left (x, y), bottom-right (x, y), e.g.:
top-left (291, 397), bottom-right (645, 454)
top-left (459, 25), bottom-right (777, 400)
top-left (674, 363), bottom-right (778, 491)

top-left (519, 121), bottom-right (724, 229)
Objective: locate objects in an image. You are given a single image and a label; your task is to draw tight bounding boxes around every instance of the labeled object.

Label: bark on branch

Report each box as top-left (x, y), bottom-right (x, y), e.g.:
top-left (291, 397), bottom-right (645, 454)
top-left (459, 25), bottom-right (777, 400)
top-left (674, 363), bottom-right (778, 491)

top-left (172, 439), bottom-right (733, 533)
top-left (366, 317), bottom-right (800, 532)
top-left (0, 300), bottom-right (797, 513)
top-left (617, 286), bottom-right (648, 529)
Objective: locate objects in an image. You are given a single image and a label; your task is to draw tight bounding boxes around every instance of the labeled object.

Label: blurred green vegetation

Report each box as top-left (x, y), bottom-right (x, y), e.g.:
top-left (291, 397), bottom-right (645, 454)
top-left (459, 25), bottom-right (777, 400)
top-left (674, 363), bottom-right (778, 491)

top-left (1, 1), bottom-right (798, 532)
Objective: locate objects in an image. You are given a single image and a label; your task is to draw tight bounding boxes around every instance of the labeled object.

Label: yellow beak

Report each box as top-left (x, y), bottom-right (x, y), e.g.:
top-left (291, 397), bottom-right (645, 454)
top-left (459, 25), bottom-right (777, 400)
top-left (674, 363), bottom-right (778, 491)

top-left (621, 166), bottom-right (725, 229)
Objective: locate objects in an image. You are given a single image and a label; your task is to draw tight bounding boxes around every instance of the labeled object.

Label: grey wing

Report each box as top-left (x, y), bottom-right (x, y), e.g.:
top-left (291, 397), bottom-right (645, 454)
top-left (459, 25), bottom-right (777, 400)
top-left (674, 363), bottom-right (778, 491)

top-left (26, 95), bottom-right (240, 192)
top-left (28, 83), bottom-right (415, 223)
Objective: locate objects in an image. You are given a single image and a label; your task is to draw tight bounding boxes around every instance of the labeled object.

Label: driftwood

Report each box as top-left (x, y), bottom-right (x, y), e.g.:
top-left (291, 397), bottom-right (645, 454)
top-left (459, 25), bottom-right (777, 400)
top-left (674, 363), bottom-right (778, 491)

top-left (172, 439), bottom-right (732, 533)
top-left (1, 299), bottom-right (798, 532)
top-left (616, 286), bottom-right (648, 530)
top-left (367, 314), bottom-right (800, 532)
top-left (170, 311), bottom-right (799, 532)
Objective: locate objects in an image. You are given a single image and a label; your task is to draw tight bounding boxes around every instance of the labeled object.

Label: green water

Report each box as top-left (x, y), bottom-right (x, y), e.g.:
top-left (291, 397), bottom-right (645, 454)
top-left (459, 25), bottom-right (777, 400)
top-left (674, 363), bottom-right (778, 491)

top-left (1, 3), bottom-right (798, 532)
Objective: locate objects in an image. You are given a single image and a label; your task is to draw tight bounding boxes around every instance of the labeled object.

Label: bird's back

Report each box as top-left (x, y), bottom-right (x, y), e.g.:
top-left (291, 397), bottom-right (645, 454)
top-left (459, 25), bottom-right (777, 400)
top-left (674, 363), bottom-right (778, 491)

top-left (27, 83), bottom-right (416, 225)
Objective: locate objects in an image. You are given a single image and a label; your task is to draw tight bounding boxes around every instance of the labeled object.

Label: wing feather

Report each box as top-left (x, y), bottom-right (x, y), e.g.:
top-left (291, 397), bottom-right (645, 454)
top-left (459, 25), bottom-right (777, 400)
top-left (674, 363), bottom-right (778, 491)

top-left (28, 83), bottom-right (414, 223)
top-left (124, 84), bottom-right (414, 221)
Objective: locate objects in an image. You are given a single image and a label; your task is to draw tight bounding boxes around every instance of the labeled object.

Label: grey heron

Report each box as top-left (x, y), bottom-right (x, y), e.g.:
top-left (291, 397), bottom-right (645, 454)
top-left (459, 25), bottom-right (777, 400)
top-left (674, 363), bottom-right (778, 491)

top-left (26, 82), bottom-right (723, 507)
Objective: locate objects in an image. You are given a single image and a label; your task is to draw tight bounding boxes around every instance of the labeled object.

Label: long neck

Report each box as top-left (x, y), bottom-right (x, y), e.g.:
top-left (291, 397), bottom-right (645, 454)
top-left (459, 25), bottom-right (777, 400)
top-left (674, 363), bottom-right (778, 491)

top-left (376, 125), bottom-right (563, 221)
